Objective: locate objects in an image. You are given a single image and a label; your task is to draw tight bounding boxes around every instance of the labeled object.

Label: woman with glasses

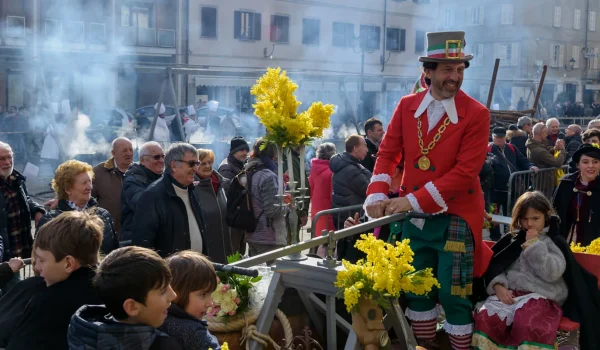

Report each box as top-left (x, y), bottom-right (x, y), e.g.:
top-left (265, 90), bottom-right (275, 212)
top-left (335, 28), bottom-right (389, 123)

top-left (193, 149), bottom-right (233, 263)
top-left (120, 141), bottom-right (165, 243)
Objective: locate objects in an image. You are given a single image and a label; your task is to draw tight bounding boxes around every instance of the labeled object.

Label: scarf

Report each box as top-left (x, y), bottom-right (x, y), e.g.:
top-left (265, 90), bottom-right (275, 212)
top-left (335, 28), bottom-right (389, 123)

top-left (0, 175), bottom-right (31, 259)
top-left (226, 154), bottom-right (244, 173)
top-left (260, 156), bottom-right (278, 173)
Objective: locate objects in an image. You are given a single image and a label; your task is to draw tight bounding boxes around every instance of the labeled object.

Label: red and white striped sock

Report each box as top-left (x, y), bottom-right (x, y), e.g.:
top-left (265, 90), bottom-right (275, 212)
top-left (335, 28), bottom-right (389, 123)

top-left (448, 333), bottom-right (472, 350)
top-left (410, 318), bottom-right (437, 341)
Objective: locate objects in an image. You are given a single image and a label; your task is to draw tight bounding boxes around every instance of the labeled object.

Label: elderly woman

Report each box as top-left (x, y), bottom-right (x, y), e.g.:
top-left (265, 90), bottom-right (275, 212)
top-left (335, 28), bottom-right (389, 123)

top-left (309, 143), bottom-right (336, 238)
top-left (194, 149), bottom-right (233, 263)
top-left (553, 144), bottom-right (600, 245)
top-left (36, 160), bottom-right (118, 254)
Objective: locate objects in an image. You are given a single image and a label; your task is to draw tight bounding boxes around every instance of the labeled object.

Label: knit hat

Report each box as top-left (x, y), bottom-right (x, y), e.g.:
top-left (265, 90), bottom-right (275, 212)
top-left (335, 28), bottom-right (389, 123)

top-left (230, 137), bottom-right (250, 154)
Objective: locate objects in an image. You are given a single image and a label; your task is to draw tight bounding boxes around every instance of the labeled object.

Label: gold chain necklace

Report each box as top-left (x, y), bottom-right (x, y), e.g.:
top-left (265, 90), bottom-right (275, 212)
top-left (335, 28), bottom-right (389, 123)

top-left (417, 116), bottom-right (451, 171)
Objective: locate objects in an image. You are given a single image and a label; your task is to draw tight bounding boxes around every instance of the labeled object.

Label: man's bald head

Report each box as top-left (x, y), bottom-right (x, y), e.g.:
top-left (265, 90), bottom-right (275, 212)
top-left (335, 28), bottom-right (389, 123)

top-left (111, 137), bottom-right (134, 171)
top-left (532, 122), bottom-right (548, 141)
top-left (588, 119), bottom-right (600, 130)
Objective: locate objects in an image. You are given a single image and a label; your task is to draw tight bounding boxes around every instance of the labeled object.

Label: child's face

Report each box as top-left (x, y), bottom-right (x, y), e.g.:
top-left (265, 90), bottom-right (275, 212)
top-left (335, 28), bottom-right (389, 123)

top-left (185, 288), bottom-right (213, 319)
top-left (34, 248), bottom-right (71, 286)
top-left (134, 285), bottom-right (177, 328)
top-left (520, 208), bottom-right (545, 232)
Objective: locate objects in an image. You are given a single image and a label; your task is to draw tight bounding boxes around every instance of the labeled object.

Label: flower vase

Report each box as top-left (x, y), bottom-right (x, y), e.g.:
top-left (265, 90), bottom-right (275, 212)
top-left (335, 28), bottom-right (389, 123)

top-left (351, 297), bottom-right (388, 350)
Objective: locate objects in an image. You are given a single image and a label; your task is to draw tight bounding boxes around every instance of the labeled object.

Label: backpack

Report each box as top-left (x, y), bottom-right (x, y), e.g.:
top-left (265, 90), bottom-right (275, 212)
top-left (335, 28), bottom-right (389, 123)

top-left (225, 165), bottom-right (264, 232)
top-left (487, 143), bottom-right (516, 155)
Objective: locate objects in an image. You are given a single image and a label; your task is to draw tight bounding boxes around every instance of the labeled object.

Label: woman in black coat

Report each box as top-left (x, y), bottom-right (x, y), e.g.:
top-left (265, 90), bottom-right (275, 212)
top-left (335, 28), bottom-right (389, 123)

top-left (36, 160), bottom-right (118, 254)
top-left (553, 144), bottom-right (600, 245)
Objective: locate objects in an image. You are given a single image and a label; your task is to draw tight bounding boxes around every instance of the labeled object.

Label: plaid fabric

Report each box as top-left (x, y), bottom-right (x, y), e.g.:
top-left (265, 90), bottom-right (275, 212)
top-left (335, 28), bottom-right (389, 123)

top-left (445, 215), bottom-right (474, 298)
top-left (0, 176), bottom-right (30, 258)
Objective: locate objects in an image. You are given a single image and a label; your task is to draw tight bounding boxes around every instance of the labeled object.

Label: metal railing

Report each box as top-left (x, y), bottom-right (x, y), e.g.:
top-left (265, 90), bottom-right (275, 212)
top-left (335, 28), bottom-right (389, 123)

top-left (310, 204), bottom-right (363, 238)
top-left (505, 166), bottom-right (567, 215)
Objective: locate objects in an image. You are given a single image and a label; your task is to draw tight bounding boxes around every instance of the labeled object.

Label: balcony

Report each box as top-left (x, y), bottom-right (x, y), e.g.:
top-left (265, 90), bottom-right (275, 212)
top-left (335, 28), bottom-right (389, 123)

top-left (120, 26), bottom-right (175, 48)
top-left (584, 69), bottom-right (600, 82)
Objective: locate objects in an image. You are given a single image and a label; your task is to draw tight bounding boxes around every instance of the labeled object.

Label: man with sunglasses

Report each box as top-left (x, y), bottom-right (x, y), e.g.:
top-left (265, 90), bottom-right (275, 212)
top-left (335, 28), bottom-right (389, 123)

top-left (120, 141), bottom-right (165, 243)
top-left (132, 143), bottom-right (208, 258)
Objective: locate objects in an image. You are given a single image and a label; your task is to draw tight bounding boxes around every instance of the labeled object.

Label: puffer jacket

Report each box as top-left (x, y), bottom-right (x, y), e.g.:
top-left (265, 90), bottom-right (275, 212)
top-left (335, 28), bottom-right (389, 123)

top-left (92, 158), bottom-right (125, 233)
top-left (159, 304), bottom-right (220, 350)
top-left (565, 134), bottom-right (583, 160)
top-left (35, 198), bottom-right (118, 255)
top-left (308, 158), bottom-right (334, 236)
top-left (68, 304), bottom-right (182, 350)
top-left (193, 171), bottom-right (232, 264)
top-left (120, 163), bottom-right (162, 243)
top-left (330, 152), bottom-right (371, 208)
top-left (244, 157), bottom-right (287, 246)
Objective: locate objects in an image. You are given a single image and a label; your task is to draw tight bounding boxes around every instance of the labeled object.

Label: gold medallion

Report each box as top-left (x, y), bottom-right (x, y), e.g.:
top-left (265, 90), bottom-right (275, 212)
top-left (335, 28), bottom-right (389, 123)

top-left (418, 156), bottom-right (431, 171)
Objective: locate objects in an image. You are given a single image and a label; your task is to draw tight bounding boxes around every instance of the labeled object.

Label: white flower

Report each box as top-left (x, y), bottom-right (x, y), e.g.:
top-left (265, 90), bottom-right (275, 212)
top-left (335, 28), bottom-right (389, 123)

top-left (211, 289), bottom-right (223, 304)
top-left (229, 288), bottom-right (238, 299)
top-left (217, 309), bottom-right (225, 317)
top-left (221, 291), bottom-right (234, 304)
top-left (221, 300), bottom-right (238, 313)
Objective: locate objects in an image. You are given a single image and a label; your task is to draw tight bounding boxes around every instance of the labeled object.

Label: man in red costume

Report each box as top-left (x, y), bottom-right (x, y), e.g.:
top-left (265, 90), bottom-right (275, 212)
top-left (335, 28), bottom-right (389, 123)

top-left (365, 31), bottom-right (492, 350)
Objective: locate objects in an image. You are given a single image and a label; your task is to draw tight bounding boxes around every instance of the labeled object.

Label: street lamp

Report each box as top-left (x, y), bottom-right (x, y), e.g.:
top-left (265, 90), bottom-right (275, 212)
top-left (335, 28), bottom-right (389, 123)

top-left (564, 57), bottom-right (576, 71)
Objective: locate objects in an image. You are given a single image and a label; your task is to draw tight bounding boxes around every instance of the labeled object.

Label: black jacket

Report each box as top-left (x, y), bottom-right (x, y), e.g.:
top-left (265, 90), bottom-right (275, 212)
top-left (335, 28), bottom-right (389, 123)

top-left (330, 152), bottom-right (371, 208)
top-left (68, 304), bottom-right (183, 350)
top-left (0, 170), bottom-right (45, 261)
top-left (553, 172), bottom-right (600, 246)
top-left (359, 137), bottom-right (379, 173)
top-left (488, 143), bottom-right (532, 192)
top-left (508, 130), bottom-right (529, 157)
top-left (0, 276), bottom-right (46, 347)
top-left (36, 198), bottom-right (119, 255)
top-left (6, 267), bottom-right (101, 350)
top-left (159, 304), bottom-right (220, 350)
top-left (121, 163), bottom-right (162, 243)
top-left (132, 173), bottom-right (208, 258)
top-left (565, 134), bottom-right (583, 161)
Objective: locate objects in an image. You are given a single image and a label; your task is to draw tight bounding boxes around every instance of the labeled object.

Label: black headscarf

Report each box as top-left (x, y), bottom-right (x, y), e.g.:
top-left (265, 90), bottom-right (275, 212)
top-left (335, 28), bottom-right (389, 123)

top-left (484, 216), bottom-right (600, 350)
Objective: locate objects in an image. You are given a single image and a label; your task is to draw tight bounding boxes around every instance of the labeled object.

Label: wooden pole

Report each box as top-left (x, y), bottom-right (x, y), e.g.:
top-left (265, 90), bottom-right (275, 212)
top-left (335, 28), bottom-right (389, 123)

top-left (532, 65), bottom-right (548, 114)
top-left (166, 68), bottom-right (186, 142)
top-left (486, 58), bottom-right (500, 109)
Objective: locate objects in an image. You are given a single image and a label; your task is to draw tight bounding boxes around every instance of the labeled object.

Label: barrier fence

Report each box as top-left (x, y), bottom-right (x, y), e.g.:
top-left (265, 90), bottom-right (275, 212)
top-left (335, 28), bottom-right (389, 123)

top-left (505, 165), bottom-right (568, 215)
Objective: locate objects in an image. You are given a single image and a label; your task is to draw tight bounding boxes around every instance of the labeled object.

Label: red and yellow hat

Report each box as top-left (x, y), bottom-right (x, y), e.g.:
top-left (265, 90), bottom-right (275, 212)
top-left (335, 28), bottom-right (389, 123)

top-left (418, 31), bottom-right (472, 63)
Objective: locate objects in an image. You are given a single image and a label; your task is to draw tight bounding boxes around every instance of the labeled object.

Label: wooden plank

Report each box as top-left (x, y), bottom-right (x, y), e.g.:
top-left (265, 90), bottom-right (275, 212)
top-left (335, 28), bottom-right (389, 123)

top-left (486, 58), bottom-right (501, 109)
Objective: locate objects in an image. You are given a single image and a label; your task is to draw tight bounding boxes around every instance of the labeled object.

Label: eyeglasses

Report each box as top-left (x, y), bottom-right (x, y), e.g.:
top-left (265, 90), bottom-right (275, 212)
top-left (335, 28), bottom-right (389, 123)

top-left (143, 154), bottom-right (165, 160)
top-left (175, 159), bottom-right (201, 167)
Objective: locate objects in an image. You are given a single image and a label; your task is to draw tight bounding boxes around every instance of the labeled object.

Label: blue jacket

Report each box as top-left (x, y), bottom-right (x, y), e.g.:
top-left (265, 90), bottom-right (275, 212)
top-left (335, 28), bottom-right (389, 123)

top-left (68, 304), bottom-right (182, 350)
top-left (159, 304), bottom-right (220, 350)
top-left (488, 143), bottom-right (532, 192)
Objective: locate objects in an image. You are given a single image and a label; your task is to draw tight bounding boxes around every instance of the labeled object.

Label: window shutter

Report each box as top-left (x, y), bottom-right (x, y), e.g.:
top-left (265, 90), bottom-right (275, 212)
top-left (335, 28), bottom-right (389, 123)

top-left (549, 45), bottom-right (556, 67)
top-left (493, 43), bottom-right (499, 60)
top-left (572, 45), bottom-right (580, 68)
top-left (479, 6), bottom-right (485, 25)
top-left (400, 29), bottom-right (406, 51)
top-left (554, 7), bottom-right (561, 27)
top-left (559, 44), bottom-right (565, 67)
top-left (594, 48), bottom-right (599, 69)
top-left (574, 9), bottom-right (581, 30)
top-left (234, 11), bottom-right (241, 39)
top-left (477, 43), bottom-right (484, 66)
top-left (511, 43), bottom-right (519, 66)
top-left (253, 13), bottom-right (261, 41)
top-left (466, 8), bottom-right (473, 25)
top-left (590, 11), bottom-right (597, 31)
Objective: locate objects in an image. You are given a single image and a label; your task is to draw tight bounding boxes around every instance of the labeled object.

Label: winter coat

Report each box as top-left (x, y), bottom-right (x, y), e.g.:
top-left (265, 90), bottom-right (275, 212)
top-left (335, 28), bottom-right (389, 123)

top-left (0, 170), bottom-right (45, 261)
top-left (132, 173), bottom-right (208, 258)
top-left (508, 129), bottom-right (529, 157)
top-left (217, 155), bottom-right (245, 253)
top-left (218, 156), bottom-right (243, 180)
top-left (244, 158), bottom-right (287, 246)
top-left (92, 158), bottom-right (125, 234)
top-left (308, 158), bottom-right (334, 236)
top-left (0, 276), bottom-right (46, 347)
top-left (120, 163), bottom-right (162, 243)
top-left (5, 267), bottom-right (101, 350)
top-left (36, 198), bottom-right (118, 255)
top-left (330, 152), bottom-right (371, 208)
top-left (193, 171), bottom-right (232, 264)
top-left (565, 134), bottom-right (583, 160)
top-left (488, 143), bottom-right (532, 192)
top-left (359, 137), bottom-right (379, 173)
top-left (553, 171), bottom-right (600, 246)
top-left (159, 304), bottom-right (220, 350)
top-left (68, 304), bottom-right (182, 350)
top-left (526, 138), bottom-right (566, 168)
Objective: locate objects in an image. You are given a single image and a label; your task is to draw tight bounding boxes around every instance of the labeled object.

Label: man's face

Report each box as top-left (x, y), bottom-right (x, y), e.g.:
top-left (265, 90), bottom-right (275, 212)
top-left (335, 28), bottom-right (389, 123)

top-left (171, 151), bottom-right (199, 186)
top-left (112, 140), bottom-right (134, 169)
top-left (34, 248), bottom-right (71, 286)
top-left (540, 126), bottom-right (549, 139)
top-left (584, 136), bottom-right (600, 145)
top-left (566, 127), bottom-right (576, 137)
top-left (129, 285), bottom-right (177, 328)
top-left (140, 145), bottom-right (165, 175)
top-left (548, 121), bottom-right (560, 135)
top-left (353, 138), bottom-right (369, 161)
top-left (0, 148), bottom-right (14, 179)
top-left (425, 62), bottom-right (465, 100)
top-left (367, 123), bottom-right (385, 143)
top-left (232, 149), bottom-right (248, 163)
top-left (493, 135), bottom-right (506, 147)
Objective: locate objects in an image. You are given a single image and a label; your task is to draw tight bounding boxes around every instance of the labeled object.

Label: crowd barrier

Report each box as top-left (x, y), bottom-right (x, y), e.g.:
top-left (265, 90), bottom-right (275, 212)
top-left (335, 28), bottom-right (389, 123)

top-left (505, 165), bottom-right (568, 214)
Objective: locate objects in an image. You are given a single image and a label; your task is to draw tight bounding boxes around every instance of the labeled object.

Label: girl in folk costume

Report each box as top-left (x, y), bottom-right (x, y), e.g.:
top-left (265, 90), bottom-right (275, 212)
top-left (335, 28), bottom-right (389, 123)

top-left (474, 191), bottom-right (600, 350)
top-left (365, 31), bottom-right (493, 350)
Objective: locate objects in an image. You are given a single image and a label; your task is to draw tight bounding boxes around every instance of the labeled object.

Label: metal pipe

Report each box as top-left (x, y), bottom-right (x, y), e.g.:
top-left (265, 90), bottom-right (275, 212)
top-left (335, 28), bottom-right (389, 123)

top-left (381, 0), bottom-right (388, 73)
top-left (310, 204), bottom-right (363, 237)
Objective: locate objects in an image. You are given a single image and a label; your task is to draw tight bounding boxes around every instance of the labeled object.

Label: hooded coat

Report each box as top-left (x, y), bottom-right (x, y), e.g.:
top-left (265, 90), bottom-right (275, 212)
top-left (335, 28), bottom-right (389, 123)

top-left (508, 129), bottom-right (529, 157)
top-left (308, 158), bottom-right (334, 236)
top-left (68, 304), bottom-right (182, 350)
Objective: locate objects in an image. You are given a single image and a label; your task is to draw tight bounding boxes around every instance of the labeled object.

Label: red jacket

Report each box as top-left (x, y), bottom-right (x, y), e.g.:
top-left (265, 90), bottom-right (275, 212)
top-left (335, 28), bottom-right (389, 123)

top-left (366, 90), bottom-right (493, 278)
top-left (309, 159), bottom-right (334, 236)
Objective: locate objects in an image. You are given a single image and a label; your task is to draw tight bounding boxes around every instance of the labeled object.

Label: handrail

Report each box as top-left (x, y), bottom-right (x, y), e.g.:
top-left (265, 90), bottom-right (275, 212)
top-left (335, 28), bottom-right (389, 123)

top-left (310, 204), bottom-right (363, 238)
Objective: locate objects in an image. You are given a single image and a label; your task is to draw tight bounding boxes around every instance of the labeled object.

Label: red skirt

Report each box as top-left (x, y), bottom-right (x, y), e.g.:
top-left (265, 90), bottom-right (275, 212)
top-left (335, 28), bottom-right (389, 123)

top-left (472, 291), bottom-right (562, 349)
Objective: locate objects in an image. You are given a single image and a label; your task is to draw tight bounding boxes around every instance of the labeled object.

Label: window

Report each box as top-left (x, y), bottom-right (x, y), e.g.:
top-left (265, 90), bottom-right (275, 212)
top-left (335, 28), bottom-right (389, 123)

top-left (443, 9), bottom-right (453, 28)
top-left (550, 44), bottom-right (564, 67)
top-left (572, 45), bottom-right (580, 68)
top-left (302, 18), bottom-right (320, 45)
top-left (494, 43), bottom-right (520, 66)
top-left (553, 7), bottom-right (561, 27)
top-left (332, 22), bottom-right (354, 48)
top-left (386, 28), bottom-right (405, 51)
top-left (590, 11), bottom-right (597, 31)
top-left (501, 4), bottom-right (513, 25)
top-left (473, 43), bottom-right (484, 66)
top-left (6, 16), bottom-right (25, 38)
top-left (64, 21), bottom-right (84, 42)
top-left (234, 11), bottom-right (261, 41)
top-left (201, 7), bottom-right (217, 38)
top-left (89, 23), bottom-right (106, 44)
top-left (45, 19), bottom-right (62, 39)
top-left (121, 3), bottom-right (152, 28)
top-left (415, 30), bottom-right (426, 53)
top-left (413, 0), bottom-right (430, 3)
top-left (574, 9), bottom-right (581, 30)
top-left (270, 15), bottom-right (289, 43)
top-left (468, 6), bottom-right (484, 25)
top-left (359, 25), bottom-right (380, 50)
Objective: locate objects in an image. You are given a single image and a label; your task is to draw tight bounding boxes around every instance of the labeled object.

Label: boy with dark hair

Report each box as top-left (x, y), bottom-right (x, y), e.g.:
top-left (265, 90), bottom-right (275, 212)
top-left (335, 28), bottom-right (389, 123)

top-left (3, 211), bottom-right (103, 350)
top-left (68, 246), bottom-right (182, 350)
